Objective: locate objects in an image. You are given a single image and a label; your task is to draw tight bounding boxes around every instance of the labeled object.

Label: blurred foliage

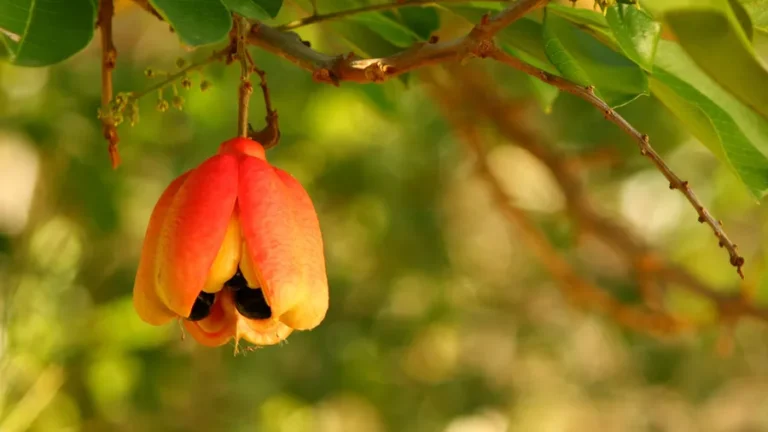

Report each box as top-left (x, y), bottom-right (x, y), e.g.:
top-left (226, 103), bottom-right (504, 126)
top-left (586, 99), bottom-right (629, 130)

top-left (2, 0), bottom-right (768, 431)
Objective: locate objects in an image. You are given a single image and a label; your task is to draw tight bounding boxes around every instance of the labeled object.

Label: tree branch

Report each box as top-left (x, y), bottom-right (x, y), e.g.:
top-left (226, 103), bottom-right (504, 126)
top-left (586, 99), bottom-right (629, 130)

top-left (235, 18), bottom-right (254, 138)
top-left (436, 65), bottom-right (768, 327)
top-left (131, 0), bottom-right (744, 278)
top-left (248, 0), bottom-right (548, 85)
top-left (98, 0), bottom-right (120, 169)
top-left (425, 70), bottom-right (686, 336)
top-left (485, 49), bottom-right (745, 279)
top-left (248, 67), bottom-right (281, 149)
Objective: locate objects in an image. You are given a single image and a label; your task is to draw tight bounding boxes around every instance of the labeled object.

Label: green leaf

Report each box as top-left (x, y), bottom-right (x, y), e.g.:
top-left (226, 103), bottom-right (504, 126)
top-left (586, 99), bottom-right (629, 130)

top-left (651, 41), bottom-right (768, 198)
top-left (149, 0), bottom-right (232, 46)
top-left (331, 20), bottom-right (403, 57)
top-left (543, 11), bottom-right (649, 108)
top-left (392, 7), bottom-right (440, 40)
top-left (0, 0), bottom-right (95, 66)
top-left (653, 39), bottom-right (768, 167)
top-left (544, 3), bottom-right (620, 53)
top-left (222, 0), bottom-right (283, 19)
top-left (605, 3), bottom-right (661, 71)
top-left (650, 72), bottom-right (768, 198)
top-left (348, 12), bottom-right (420, 47)
top-left (741, 0), bottom-right (768, 33)
top-left (642, 0), bottom-right (768, 121)
top-left (527, 75), bottom-right (560, 113)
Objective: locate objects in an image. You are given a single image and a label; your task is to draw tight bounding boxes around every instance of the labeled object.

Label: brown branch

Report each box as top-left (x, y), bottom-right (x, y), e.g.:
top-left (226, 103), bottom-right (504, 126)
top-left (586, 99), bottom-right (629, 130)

top-left (472, 145), bottom-right (687, 335)
top-left (486, 48), bottom-right (745, 279)
top-left (98, 0), bottom-right (120, 169)
top-left (276, 0), bottom-right (510, 31)
top-left (425, 71), bottom-right (685, 336)
top-left (443, 66), bottom-right (768, 326)
top-left (247, 0), bottom-right (548, 85)
top-left (245, 0), bottom-right (744, 276)
top-left (235, 18), bottom-right (254, 138)
top-left (132, 0), bottom-right (743, 279)
top-left (248, 67), bottom-right (281, 149)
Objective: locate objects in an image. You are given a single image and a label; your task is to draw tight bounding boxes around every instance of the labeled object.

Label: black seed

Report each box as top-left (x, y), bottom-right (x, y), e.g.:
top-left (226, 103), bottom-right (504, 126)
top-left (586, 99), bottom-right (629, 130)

top-left (234, 288), bottom-right (272, 319)
top-left (187, 292), bottom-right (216, 321)
top-left (225, 269), bottom-right (248, 291)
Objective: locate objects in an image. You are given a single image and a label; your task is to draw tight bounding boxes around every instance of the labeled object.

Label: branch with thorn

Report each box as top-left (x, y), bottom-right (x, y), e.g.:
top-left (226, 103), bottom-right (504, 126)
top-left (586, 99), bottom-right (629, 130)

top-left (248, 67), bottom-right (281, 149)
top-left (98, 0), bottom-right (120, 168)
top-left (427, 65), bottom-right (768, 336)
top-left (485, 49), bottom-right (745, 278)
top-left (233, 20), bottom-right (281, 147)
top-left (242, 0), bottom-right (744, 277)
top-left (235, 17), bottom-right (254, 138)
top-left (425, 68), bottom-right (685, 336)
top-left (246, 0), bottom-right (547, 85)
top-left (114, 0), bottom-right (742, 277)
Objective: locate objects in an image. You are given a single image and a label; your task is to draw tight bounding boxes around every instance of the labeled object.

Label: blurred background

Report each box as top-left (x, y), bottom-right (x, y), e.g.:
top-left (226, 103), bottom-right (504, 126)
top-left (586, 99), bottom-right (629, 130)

top-left (3, 1), bottom-right (768, 431)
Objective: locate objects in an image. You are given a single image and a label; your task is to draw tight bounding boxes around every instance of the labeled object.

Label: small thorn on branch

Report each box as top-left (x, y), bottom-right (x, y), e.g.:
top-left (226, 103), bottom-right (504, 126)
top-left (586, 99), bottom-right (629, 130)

top-left (484, 48), bottom-right (747, 279)
top-left (248, 66), bottom-right (281, 149)
top-left (474, 39), bottom-right (496, 58)
top-left (312, 67), bottom-right (340, 86)
top-left (235, 17), bottom-right (254, 138)
top-left (431, 64), bottom-right (768, 331)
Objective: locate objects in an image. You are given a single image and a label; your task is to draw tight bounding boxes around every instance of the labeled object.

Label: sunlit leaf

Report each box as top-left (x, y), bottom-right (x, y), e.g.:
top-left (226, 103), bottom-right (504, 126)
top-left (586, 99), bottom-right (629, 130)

top-left (651, 42), bottom-right (768, 198)
top-left (606, 3), bottom-right (661, 71)
top-left (543, 10), bottom-right (649, 108)
top-left (642, 0), bottom-right (768, 121)
top-left (651, 40), bottom-right (768, 191)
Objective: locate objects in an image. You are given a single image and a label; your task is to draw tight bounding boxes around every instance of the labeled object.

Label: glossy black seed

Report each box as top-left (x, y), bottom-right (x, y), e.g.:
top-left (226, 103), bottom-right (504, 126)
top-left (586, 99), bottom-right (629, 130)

top-left (187, 291), bottom-right (216, 321)
top-left (225, 269), bottom-right (248, 291)
top-left (234, 288), bottom-right (272, 320)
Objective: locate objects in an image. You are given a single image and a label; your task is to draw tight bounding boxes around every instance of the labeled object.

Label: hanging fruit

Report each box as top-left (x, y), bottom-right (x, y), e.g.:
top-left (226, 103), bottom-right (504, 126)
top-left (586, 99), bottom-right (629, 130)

top-left (133, 136), bottom-right (328, 347)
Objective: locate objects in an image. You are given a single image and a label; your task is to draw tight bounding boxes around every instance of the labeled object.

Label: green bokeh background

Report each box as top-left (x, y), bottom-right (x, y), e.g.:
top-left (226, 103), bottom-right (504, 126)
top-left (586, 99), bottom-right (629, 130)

top-left (2, 3), bottom-right (768, 431)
